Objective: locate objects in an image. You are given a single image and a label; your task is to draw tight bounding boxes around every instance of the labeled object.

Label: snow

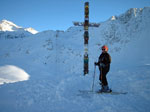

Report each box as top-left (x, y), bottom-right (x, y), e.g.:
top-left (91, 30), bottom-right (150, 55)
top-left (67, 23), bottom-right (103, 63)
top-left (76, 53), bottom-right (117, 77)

top-left (0, 20), bottom-right (21, 31)
top-left (0, 7), bottom-right (150, 112)
top-left (24, 27), bottom-right (38, 34)
top-left (0, 19), bottom-right (38, 39)
top-left (0, 65), bottom-right (30, 85)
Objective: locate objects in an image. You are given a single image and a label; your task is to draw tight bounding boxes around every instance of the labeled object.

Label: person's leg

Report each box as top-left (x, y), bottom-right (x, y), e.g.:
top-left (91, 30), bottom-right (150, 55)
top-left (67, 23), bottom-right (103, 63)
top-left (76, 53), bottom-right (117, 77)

top-left (99, 68), bottom-right (111, 92)
top-left (101, 68), bottom-right (108, 86)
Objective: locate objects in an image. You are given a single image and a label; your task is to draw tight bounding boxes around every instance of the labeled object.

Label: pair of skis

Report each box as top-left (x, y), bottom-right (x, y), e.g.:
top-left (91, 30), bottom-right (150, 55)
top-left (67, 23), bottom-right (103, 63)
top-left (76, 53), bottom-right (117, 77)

top-left (78, 90), bottom-right (127, 95)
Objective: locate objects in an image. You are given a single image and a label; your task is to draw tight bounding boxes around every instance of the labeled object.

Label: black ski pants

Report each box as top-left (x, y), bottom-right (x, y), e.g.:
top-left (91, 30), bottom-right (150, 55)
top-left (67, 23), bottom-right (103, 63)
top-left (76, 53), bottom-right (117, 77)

top-left (99, 66), bottom-right (109, 86)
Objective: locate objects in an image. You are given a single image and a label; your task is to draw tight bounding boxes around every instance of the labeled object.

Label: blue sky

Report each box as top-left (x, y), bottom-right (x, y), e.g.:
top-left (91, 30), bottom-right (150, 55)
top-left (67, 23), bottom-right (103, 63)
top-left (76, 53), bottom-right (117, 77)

top-left (0, 0), bottom-right (150, 32)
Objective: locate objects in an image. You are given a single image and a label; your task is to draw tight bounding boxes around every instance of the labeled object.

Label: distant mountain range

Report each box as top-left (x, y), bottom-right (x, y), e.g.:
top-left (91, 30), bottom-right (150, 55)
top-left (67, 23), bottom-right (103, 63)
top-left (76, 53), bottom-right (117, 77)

top-left (0, 20), bottom-right (38, 39)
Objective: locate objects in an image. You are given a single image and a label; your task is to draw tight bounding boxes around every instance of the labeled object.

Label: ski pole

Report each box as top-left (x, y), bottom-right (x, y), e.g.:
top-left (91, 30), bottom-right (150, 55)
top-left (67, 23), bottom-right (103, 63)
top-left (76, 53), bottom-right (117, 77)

top-left (92, 64), bottom-right (96, 92)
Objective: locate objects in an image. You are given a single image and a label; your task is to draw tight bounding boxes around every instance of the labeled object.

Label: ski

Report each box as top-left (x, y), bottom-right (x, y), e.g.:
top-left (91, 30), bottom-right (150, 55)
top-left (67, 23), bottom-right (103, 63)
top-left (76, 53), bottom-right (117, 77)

top-left (96, 90), bottom-right (127, 95)
top-left (78, 90), bottom-right (127, 95)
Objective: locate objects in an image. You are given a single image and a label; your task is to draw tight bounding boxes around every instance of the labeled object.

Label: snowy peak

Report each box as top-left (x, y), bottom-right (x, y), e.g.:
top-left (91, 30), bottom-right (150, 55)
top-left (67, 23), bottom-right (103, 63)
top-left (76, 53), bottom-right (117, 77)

top-left (0, 20), bottom-right (38, 39)
top-left (125, 8), bottom-right (143, 17)
top-left (109, 7), bottom-right (150, 23)
top-left (0, 19), bottom-right (21, 31)
top-left (24, 27), bottom-right (38, 34)
top-left (119, 8), bottom-right (142, 20)
top-left (0, 19), bottom-right (38, 34)
top-left (110, 16), bottom-right (117, 21)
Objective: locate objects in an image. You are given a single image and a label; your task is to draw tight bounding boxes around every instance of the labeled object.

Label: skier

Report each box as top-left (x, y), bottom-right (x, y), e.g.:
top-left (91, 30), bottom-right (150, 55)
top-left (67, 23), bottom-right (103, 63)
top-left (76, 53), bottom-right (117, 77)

top-left (95, 45), bottom-right (111, 92)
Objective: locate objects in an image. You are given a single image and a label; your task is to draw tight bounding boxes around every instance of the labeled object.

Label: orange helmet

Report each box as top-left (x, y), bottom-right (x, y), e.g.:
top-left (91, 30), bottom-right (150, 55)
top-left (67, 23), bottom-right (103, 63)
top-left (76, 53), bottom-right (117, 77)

top-left (102, 45), bottom-right (108, 52)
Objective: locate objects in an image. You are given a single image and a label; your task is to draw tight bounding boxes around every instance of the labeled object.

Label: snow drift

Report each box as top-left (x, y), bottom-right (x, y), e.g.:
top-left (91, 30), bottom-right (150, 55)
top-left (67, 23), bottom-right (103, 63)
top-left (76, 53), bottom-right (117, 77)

top-left (0, 65), bottom-right (30, 85)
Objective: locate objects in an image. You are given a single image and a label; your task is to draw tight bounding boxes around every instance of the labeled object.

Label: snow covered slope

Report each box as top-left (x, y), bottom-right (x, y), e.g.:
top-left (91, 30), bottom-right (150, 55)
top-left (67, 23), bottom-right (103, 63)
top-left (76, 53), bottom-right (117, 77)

top-left (0, 7), bottom-right (150, 112)
top-left (0, 20), bottom-right (38, 39)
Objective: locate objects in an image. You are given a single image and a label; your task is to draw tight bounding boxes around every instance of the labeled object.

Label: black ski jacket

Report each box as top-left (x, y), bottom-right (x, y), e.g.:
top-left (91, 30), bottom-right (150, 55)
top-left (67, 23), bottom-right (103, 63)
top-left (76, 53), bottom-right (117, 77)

top-left (97, 52), bottom-right (111, 69)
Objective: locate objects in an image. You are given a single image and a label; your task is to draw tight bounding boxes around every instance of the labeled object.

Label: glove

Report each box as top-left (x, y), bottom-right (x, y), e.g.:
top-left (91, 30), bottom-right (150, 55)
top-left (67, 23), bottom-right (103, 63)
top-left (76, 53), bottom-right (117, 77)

top-left (94, 62), bottom-right (98, 66)
top-left (100, 63), bottom-right (106, 68)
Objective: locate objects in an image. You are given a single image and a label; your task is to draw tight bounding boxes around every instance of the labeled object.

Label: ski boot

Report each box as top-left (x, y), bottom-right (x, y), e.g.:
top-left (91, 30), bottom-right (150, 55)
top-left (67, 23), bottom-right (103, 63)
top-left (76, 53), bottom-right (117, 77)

top-left (99, 85), bottom-right (112, 93)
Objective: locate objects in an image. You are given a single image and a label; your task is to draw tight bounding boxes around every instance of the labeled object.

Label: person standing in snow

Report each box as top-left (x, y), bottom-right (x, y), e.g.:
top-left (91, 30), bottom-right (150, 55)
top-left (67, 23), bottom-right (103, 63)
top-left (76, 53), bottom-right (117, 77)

top-left (95, 45), bottom-right (111, 92)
